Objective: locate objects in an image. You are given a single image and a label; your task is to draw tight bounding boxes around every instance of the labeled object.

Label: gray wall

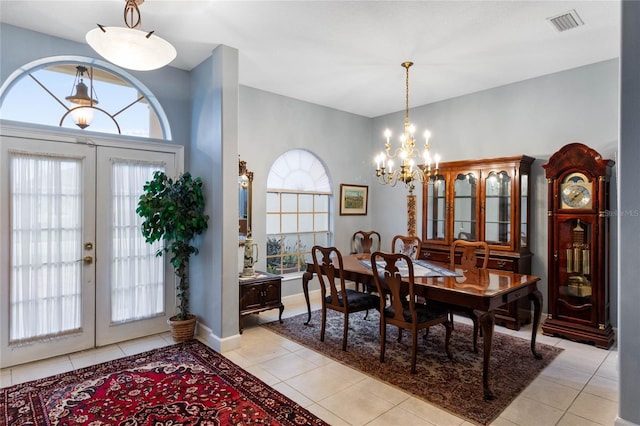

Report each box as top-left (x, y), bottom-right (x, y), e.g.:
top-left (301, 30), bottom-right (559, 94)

top-left (238, 86), bottom-right (373, 296)
top-left (618, 2), bottom-right (640, 425)
top-left (188, 46), bottom-right (240, 343)
top-left (371, 59), bottom-right (619, 319)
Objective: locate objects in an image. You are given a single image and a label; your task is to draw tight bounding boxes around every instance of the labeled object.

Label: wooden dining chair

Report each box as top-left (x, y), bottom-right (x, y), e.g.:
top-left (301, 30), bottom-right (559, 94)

top-left (312, 245), bottom-right (380, 351)
top-left (371, 251), bottom-right (453, 374)
top-left (350, 231), bottom-right (381, 291)
top-left (391, 235), bottom-right (422, 260)
top-left (351, 230), bottom-right (381, 255)
top-left (449, 239), bottom-right (490, 352)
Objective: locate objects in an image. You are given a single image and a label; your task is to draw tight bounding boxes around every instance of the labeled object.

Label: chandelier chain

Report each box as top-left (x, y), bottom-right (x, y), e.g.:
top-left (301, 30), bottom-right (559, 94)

top-left (405, 62), bottom-right (410, 129)
top-left (124, 0), bottom-right (142, 29)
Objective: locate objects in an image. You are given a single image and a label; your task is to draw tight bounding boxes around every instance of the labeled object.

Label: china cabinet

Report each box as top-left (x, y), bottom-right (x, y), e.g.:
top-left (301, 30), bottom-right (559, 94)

top-left (420, 155), bottom-right (535, 329)
top-left (541, 143), bottom-right (614, 348)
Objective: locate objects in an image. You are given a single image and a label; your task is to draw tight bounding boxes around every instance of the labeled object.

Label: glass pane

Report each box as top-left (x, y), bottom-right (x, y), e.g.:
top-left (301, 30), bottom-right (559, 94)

top-left (484, 171), bottom-right (511, 245)
top-left (315, 194), bottom-right (329, 211)
top-left (299, 194), bottom-right (313, 211)
top-left (557, 218), bottom-right (593, 320)
top-left (10, 154), bottom-right (83, 342)
top-left (267, 149), bottom-right (331, 193)
top-left (454, 173), bottom-right (477, 240)
top-left (282, 193), bottom-right (298, 212)
top-left (266, 192), bottom-right (280, 212)
top-left (314, 213), bottom-right (329, 231)
top-left (299, 233), bottom-right (315, 255)
top-left (111, 161), bottom-right (165, 323)
top-left (266, 213), bottom-right (280, 234)
top-left (282, 235), bottom-right (300, 272)
top-left (266, 236), bottom-right (283, 274)
top-left (315, 232), bottom-right (330, 247)
top-left (299, 213), bottom-right (313, 232)
top-left (521, 174), bottom-right (529, 247)
top-left (281, 213), bottom-right (298, 233)
top-left (427, 175), bottom-right (446, 240)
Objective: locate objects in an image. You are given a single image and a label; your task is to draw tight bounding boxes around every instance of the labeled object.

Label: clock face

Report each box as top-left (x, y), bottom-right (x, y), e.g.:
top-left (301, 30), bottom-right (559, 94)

top-left (560, 173), bottom-right (593, 209)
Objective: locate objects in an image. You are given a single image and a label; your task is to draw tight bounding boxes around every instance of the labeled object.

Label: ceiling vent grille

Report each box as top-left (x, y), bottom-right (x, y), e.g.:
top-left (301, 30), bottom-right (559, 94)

top-left (547, 9), bottom-right (584, 32)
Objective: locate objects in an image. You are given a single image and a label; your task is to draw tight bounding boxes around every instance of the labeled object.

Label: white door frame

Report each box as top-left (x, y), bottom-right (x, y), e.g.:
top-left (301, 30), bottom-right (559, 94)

top-left (0, 124), bottom-right (184, 367)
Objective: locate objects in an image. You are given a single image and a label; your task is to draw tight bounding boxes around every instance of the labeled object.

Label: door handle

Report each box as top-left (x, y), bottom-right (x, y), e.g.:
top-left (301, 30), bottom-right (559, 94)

top-left (83, 256), bottom-right (93, 264)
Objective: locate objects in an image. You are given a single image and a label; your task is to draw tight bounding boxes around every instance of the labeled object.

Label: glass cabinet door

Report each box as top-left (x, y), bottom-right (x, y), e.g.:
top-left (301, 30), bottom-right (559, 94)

top-left (556, 217), bottom-right (593, 321)
top-left (520, 173), bottom-right (529, 248)
top-left (484, 170), bottom-right (511, 245)
top-left (454, 173), bottom-right (477, 240)
top-left (426, 175), bottom-right (446, 240)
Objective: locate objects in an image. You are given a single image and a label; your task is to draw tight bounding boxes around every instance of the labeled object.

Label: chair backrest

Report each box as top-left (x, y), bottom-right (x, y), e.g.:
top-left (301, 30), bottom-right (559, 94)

top-left (312, 245), bottom-right (347, 308)
top-left (371, 251), bottom-right (417, 324)
top-left (391, 235), bottom-right (422, 260)
top-left (449, 239), bottom-right (489, 270)
top-left (352, 230), bottom-right (381, 254)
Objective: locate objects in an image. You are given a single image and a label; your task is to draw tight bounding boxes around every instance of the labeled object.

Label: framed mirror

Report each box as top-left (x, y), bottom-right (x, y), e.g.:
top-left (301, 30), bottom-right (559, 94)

top-left (239, 159), bottom-right (253, 245)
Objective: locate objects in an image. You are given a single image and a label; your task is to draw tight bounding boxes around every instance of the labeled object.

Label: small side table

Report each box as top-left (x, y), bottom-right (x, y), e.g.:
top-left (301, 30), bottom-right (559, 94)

top-left (239, 271), bottom-right (284, 333)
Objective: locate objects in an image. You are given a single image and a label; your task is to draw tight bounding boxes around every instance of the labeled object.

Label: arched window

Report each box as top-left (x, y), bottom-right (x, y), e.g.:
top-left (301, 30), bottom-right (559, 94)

top-left (266, 149), bottom-right (332, 275)
top-left (0, 57), bottom-right (170, 139)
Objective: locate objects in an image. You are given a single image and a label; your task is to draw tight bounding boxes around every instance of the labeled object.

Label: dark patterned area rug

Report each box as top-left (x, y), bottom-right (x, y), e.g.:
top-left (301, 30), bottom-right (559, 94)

top-left (265, 310), bottom-right (563, 426)
top-left (1, 339), bottom-right (328, 425)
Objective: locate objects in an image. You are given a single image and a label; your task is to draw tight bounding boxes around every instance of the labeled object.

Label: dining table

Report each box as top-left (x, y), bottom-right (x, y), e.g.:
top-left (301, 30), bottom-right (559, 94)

top-left (301, 253), bottom-right (543, 401)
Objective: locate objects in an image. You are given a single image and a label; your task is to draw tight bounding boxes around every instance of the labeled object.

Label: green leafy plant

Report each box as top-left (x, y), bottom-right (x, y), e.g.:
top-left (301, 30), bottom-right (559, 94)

top-left (136, 171), bottom-right (209, 321)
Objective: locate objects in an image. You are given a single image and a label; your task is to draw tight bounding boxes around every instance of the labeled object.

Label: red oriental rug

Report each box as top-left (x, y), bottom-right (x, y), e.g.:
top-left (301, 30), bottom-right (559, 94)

top-left (1, 339), bottom-right (327, 425)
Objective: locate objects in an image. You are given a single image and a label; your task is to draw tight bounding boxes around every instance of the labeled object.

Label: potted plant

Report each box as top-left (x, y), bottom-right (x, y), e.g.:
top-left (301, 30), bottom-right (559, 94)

top-left (137, 171), bottom-right (209, 342)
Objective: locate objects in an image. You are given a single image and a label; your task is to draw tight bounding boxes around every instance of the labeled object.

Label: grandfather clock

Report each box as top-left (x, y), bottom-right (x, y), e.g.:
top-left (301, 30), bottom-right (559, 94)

top-left (542, 143), bottom-right (614, 349)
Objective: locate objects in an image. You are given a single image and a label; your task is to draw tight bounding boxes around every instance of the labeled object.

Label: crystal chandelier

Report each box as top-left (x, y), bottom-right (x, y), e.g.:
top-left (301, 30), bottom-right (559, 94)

top-left (374, 62), bottom-right (440, 194)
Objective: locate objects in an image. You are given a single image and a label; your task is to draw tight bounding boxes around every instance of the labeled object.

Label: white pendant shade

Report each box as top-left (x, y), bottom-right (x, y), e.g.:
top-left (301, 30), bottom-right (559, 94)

top-left (86, 26), bottom-right (176, 71)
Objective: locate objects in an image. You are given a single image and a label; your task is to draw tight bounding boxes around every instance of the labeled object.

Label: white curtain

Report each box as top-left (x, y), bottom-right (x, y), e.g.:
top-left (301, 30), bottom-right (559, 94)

top-left (10, 153), bottom-right (82, 342)
top-left (110, 161), bottom-right (164, 323)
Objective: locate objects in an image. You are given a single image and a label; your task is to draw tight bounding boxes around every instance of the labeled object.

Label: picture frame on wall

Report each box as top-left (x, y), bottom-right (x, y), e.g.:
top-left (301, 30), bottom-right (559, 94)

top-left (339, 184), bottom-right (368, 216)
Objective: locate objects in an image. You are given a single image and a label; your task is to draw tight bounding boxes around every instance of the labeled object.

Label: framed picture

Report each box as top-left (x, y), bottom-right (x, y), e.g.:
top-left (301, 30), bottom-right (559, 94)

top-left (340, 184), bottom-right (368, 215)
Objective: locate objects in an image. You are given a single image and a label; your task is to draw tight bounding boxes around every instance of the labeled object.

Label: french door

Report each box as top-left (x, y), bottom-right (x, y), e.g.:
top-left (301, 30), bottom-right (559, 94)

top-left (0, 133), bottom-right (180, 367)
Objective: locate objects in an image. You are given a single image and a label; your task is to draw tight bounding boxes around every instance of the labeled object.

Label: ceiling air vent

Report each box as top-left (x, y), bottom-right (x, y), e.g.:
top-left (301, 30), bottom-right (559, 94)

top-left (547, 9), bottom-right (584, 32)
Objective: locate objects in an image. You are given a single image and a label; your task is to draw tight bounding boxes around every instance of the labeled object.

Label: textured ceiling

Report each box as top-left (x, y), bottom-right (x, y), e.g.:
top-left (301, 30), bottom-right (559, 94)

top-left (0, 1), bottom-right (620, 118)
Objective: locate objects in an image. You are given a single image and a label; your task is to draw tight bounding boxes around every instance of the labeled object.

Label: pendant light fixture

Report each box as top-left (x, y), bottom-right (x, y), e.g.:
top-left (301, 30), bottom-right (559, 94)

top-left (86, 0), bottom-right (176, 71)
top-left (64, 65), bottom-right (98, 129)
top-left (28, 64), bottom-right (129, 133)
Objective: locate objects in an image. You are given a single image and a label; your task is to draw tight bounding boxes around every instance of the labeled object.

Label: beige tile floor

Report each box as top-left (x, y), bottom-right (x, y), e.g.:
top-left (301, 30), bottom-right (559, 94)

top-left (1, 292), bottom-right (619, 426)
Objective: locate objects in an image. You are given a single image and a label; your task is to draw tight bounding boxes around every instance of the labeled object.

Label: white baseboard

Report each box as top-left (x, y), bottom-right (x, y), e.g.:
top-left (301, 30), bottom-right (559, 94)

top-left (195, 321), bottom-right (241, 353)
top-left (615, 417), bottom-right (640, 426)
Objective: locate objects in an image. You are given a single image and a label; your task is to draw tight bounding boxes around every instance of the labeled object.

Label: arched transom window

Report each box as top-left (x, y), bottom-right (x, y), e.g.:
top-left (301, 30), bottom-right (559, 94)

top-left (1, 59), bottom-right (169, 139)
